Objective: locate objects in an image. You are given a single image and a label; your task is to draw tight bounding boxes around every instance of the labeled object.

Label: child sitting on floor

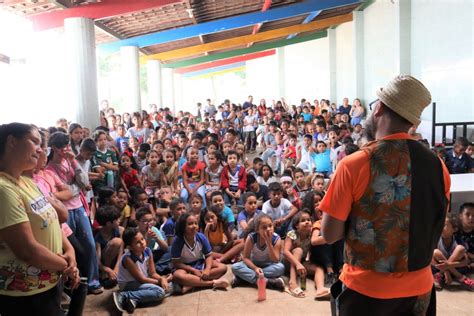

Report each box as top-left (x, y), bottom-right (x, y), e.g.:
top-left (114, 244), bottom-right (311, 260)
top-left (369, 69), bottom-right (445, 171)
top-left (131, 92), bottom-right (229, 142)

top-left (262, 182), bottom-right (298, 237)
top-left (455, 202), bottom-right (474, 271)
top-left (180, 147), bottom-right (207, 208)
top-left (116, 188), bottom-right (132, 228)
top-left (312, 141), bottom-right (332, 178)
top-left (95, 205), bottom-right (124, 287)
top-left (432, 212), bottom-right (474, 290)
top-left (231, 214), bottom-right (285, 290)
top-left (114, 228), bottom-right (169, 314)
top-left (119, 153), bottom-right (143, 197)
top-left (135, 207), bottom-right (171, 275)
top-left (283, 211), bottom-right (312, 298)
top-left (209, 191), bottom-right (236, 231)
top-left (237, 192), bottom-right (261, 239)
top-left (203, 206), bottom-right (244, 263)
top-left (171, 213), bottom-right (229, 294)
top-left (221, 150), bottom-right (247, 207)
top-left (162, 198), bottom-right (187, 246)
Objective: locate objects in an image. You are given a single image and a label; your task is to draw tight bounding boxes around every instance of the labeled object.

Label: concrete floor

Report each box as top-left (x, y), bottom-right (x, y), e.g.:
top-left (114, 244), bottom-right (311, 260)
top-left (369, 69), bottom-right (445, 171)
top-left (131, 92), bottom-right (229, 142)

top-left (84, 267), bottom-right (474, 316)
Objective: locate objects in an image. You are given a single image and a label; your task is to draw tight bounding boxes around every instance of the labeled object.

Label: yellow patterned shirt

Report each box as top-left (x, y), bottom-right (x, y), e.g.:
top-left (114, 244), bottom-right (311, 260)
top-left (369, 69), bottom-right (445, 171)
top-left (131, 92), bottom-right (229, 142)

top-left (0, 173), bottom-right (62, 296)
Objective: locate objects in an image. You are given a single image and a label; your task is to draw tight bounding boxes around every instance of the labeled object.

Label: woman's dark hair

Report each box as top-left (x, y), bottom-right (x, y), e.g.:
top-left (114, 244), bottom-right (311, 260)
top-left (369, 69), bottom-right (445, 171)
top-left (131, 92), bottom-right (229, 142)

top-left (175, 213), bottom-right (196, 238)
top-left (258, 164), bottom-right (274, 178)
top-left (122, 227), bottom-right (140, 247)
top-left (68, 123), bottom-right (82, 135)
top-left (95, 205), bottom-right (120, 226)
top-left (0, 123), bottom-right (36, 158)
top-left (47, 132), bottom-right (70, 162)
top-left (98, 187), bottom-right (116, 206)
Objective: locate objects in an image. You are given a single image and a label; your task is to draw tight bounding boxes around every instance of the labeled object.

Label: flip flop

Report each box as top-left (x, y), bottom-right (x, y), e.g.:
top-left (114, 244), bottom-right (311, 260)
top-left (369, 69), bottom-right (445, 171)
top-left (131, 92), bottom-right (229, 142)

top-left (315, 290), bottom-right (331, 300)
top-left (288, 287), bottom-right (305, 298)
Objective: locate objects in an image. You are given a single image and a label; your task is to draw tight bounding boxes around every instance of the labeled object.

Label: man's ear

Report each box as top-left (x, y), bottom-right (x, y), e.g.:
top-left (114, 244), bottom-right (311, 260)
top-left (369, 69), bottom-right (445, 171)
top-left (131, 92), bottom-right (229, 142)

top-left (373, 102), bottom-right (385, 118)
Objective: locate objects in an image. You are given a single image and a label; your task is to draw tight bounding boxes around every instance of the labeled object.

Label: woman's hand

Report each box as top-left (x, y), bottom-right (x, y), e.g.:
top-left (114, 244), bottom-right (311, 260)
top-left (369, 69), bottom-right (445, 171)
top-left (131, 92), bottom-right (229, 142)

top-left (254, 267), bottom-right (264, 278)
top-left (63, 266), bottom-right (80, 289)
top-left (104, 266), bottom-right (118, 280)
top-left (160, 277), bottom-right (169, 291)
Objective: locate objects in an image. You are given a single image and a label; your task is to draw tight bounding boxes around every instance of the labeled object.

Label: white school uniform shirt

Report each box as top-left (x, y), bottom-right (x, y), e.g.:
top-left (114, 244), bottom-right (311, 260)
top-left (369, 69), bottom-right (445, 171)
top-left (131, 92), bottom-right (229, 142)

top-left (262, 198), bottom-right (292, 221)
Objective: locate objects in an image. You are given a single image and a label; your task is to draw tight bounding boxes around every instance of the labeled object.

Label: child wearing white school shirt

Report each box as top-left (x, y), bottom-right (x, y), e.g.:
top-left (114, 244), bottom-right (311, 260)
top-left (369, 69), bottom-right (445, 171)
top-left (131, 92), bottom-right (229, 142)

top-left (262, 182), bottom-right (298, 238)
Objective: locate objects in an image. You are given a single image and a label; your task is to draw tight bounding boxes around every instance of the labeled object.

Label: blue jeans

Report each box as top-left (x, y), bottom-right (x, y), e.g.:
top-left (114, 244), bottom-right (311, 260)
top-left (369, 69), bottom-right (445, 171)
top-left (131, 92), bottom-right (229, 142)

top-left (119, 281), bottom-right (165, 304)
top-left (231, 261), bottom-right (285, 284)
top-left (67, 206), bottom-right (101, 290)
top-left (180, 183), bottom-right (206, 208)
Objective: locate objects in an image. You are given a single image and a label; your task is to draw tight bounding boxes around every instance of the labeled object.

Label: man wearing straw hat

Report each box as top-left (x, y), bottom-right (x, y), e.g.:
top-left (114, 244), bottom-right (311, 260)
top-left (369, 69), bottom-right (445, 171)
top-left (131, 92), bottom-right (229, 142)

top-left (320, 75), bottom-right (451, 315)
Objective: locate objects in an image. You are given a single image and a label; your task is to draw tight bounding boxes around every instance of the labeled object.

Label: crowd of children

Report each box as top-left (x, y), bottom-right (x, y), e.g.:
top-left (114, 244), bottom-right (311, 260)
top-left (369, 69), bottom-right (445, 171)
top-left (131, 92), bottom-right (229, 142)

top-left (29, 97), bottom-right (473, 313)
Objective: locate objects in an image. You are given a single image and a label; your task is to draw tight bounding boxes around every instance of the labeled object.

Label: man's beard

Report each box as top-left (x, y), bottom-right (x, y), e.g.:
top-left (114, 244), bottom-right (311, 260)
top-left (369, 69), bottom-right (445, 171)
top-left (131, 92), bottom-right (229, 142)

top-left (363, 114), bottom-right (376, 141)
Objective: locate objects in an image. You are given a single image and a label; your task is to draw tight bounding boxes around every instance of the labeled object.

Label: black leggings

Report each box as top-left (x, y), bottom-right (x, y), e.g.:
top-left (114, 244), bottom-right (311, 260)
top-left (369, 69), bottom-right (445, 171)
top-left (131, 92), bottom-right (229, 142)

top-left (0, 282), bottom-right (63, 316)
top-left (68, 234), bottom-right (87, 278)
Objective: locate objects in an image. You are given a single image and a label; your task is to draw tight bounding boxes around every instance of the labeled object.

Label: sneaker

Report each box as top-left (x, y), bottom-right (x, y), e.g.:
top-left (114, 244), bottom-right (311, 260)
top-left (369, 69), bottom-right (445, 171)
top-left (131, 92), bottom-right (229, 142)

top-left (460, 277), bottom-right (474, 291)
top-left (433, 272), bottom-right (444, 291)
top-left (231, 275), bottom-right (243, 288)
top-left (88, 286), bottom-right (104, 295)
top-left (123, 297), bottom-right (137, 314)
top-left (267, 277), bottom-right (285, 291)
top-left (113, 292), bottom-right (126, 313)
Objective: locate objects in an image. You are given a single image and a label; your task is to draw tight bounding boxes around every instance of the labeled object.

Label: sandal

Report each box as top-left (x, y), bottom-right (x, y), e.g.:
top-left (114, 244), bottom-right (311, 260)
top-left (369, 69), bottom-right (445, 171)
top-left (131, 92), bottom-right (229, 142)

top-left (288, 286), bottom-right (305, 298)
top-left (315, 289), bottom-right (331, 300)
top-left (212, 278), bottom-right (230, 290)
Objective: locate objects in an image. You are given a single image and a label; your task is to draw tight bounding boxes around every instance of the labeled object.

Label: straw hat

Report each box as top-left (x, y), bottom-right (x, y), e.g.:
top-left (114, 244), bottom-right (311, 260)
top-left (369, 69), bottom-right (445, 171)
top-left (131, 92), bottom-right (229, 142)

top-left (376, 75), bottom-right (431, 126)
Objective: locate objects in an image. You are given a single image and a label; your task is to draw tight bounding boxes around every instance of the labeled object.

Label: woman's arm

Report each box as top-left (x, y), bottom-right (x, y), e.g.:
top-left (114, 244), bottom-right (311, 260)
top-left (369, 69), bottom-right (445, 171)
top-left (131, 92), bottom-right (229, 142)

top-left (46, 195), bottom-right (68, 224)
top-left (54, 184), bottom-right (73, 201)
top-left (0, 223), bottom-right (68, 271)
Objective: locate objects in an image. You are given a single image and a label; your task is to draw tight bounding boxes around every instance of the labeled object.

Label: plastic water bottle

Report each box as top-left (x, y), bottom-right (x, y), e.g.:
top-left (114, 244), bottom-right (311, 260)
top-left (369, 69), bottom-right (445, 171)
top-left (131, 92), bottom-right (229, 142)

top-left (106, 170), bottom-right (114, 188)
top-left (257, 274), bottom-right (266, 301)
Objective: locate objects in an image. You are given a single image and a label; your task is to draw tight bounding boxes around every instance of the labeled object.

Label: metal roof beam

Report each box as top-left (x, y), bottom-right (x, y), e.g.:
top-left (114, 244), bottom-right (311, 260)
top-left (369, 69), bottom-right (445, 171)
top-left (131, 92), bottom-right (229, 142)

top-left (176, 49), bottom-right (275, 74)
top-left (99, 0), bottom-right (361, 53)
top-left (29, 0), bottom-right (182, 31)
top-left (143, 14), bottom-right (352, 62)
top-left (287, 10), bottom-right (321, 40)
top-left (164, 30), bottom-right (327, 69)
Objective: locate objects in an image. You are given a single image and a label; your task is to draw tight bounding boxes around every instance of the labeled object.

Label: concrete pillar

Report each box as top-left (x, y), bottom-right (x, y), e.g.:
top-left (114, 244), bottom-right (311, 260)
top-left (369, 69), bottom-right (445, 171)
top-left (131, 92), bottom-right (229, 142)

top-left (147, 60), bottom-right (162, 109)
top-left (328, 28), bottom-right (337, 102)
top-left (276, 47), bottom-right (286, 99)
top-left (120, 46), bottom-right (141, 112)
top-left (173, 73), bottom-right (183, 114)
top-left (353, 11), bottom-right (365, 102)
top-left (161, 68), bottom-right (174, 112)
top-left (396, 0), bottom-right (411, 74)
top-left (64, 17), bottom-right (99, 129)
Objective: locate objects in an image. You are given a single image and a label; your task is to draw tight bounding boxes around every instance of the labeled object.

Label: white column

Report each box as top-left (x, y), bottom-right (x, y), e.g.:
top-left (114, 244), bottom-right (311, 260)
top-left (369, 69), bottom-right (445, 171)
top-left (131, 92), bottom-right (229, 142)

top-left (353, 11), bottom-right (365, 102)
top-left (173, 73), bottom-right (183, 114)
top-left (276, 47), bottom-right (286, 99)
top-left (396, 0), bottom-right (411, 74)
top-left (64, 17), bottom-right (99, 129)
top-left (147, 60), bottom-right (162, 108)
top-left (328, 28), bottom-right (337, 102)
top-left (120, 46), bottom-right (141, 112)
top-left (161, 68), bottom-right (174, 112)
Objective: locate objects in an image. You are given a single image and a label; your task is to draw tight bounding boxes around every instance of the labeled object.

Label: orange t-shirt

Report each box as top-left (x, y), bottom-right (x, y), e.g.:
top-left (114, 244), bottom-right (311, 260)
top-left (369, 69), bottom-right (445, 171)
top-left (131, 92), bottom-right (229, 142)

top-left (319, 133), bottom-right (451, 299)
